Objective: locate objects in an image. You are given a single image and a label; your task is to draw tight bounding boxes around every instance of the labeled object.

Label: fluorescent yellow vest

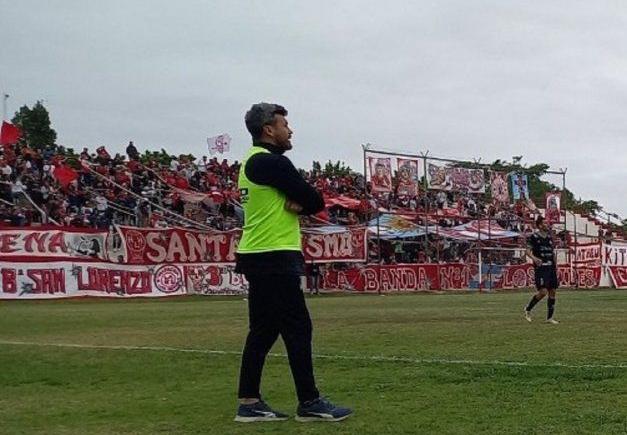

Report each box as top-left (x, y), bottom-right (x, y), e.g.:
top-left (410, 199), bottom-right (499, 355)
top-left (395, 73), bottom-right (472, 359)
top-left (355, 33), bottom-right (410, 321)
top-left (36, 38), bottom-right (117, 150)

top-left (237, 146), bottom-right (302, 253)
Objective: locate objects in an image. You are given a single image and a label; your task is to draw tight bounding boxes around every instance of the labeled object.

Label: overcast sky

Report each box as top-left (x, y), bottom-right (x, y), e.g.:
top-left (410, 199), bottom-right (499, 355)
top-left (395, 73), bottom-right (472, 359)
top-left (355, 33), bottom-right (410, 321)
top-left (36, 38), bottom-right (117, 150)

top-left (1, 1), bottom-right (626, 218)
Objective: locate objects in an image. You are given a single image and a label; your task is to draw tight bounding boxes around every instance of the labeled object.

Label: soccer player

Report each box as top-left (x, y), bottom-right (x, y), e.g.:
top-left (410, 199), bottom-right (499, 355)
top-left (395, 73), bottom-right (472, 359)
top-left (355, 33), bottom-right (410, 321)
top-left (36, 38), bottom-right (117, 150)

top-left (524, 215), bottom-right (560, 324)
top-left (234, 103), bottom-right (353, 423)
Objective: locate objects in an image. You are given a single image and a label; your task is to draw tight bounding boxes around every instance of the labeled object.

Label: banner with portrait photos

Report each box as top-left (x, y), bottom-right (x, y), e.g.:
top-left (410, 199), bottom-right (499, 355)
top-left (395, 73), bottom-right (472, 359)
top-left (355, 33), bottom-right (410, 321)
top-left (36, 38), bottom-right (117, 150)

top-left (510, 173), bottom-right (529, 200)
top-left (545, 192), bottom-right (562, 224)
top-left (396, 158), bottom-right (419, 197)
top-left (426, 163), bottom-right (485, 193)
top-left (489, 171), bottom-right (510, 204)
top-left (367, 157), bottom-right (393, 193)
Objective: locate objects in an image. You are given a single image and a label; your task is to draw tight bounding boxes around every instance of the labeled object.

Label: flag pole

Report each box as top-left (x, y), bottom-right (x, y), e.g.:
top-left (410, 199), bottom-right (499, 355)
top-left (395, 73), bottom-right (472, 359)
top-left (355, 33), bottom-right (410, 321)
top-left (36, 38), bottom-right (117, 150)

top-left (2, 93), bottom-right (8, 121)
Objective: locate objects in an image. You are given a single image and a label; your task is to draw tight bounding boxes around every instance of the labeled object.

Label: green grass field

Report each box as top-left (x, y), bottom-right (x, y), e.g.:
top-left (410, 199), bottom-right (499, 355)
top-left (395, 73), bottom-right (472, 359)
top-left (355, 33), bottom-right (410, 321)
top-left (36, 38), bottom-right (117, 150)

top-left (1, 290), bottom-right (626, 434)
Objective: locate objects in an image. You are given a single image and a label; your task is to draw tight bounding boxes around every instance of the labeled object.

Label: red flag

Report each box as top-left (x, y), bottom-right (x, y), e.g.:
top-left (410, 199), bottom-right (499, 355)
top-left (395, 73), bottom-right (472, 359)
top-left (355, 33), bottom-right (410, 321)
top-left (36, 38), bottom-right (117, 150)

top-left (53, 164), bottom-right (79, 187)
top-left (0, 122), bottom-right (21, 145)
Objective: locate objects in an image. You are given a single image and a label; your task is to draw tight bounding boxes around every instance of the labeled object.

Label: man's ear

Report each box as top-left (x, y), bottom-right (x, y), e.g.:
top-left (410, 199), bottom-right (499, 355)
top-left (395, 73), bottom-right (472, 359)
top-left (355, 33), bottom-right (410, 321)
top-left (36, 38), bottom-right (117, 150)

top-left (262, 124), bottom-right (274, 139)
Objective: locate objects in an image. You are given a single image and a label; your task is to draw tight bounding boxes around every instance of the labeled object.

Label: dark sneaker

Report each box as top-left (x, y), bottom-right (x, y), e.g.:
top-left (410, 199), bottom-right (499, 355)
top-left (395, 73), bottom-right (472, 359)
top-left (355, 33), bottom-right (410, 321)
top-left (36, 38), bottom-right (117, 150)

top-left (295, 397), bottom-right (353, 422)
top-left (234, 400), bottom-right (289, 422)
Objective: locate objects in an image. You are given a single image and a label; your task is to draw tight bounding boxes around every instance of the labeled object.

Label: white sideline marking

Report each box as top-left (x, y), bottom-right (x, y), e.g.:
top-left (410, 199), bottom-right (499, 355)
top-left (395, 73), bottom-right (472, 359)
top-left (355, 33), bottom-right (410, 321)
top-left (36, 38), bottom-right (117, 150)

top-left (0, 340), bottom-right (625, 370)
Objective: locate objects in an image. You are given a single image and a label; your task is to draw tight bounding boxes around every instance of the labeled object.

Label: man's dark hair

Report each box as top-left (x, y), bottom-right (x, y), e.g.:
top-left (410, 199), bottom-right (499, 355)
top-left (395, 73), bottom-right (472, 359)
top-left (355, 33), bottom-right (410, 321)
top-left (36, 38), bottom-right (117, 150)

top-left (245, 103), bottom-right (288, 141)
top-left (536, 215), bottom-right (544, 226)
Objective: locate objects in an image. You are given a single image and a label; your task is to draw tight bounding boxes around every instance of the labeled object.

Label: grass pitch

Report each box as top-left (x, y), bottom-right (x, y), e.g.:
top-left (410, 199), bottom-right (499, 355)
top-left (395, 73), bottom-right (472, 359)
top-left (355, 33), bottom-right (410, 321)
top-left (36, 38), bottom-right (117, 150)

top-left (1, 290), bottom-right (626, 434)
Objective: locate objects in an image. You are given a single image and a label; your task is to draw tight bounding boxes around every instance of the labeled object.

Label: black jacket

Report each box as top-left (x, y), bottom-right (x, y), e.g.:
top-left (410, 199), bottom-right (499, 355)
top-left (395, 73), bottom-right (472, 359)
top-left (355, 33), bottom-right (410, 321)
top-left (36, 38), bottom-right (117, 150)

top-left (235, 142), bottom-right (325, 276)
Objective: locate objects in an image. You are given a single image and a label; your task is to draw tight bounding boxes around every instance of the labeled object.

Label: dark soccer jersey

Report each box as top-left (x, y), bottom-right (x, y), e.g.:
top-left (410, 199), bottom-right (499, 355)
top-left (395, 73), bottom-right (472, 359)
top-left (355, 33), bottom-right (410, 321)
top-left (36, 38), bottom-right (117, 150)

top-left (527, 232), bottom-right (555, 265)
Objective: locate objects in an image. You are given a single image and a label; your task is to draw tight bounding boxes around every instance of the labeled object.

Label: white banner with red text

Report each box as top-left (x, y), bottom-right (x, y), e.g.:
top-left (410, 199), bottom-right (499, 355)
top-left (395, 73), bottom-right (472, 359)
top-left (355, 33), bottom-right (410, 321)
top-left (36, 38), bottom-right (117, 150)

top-left (0, 261), bottom-right (249, 299)
top-left (603, 241), bottom-right (627, 288)
top-left (0, 226), bottom-right (111, 262)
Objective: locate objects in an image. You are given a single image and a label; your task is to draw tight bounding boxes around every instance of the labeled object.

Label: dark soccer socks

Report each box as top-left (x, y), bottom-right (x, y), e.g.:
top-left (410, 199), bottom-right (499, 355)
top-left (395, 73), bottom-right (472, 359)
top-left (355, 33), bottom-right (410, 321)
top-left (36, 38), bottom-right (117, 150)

top-left (526, 295), bottom-right (540, 312)
top-left (547, 297), bottom-right (556, 319)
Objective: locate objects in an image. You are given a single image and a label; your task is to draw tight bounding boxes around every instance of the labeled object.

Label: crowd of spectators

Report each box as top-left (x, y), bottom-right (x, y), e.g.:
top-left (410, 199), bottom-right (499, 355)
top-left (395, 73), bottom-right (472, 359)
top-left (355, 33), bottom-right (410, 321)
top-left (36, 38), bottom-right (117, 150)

top-left (0, 140), bottom-right (594, 265)
top-left (298, 167), bottom-right (536, 230)
top-left (0, 141), bottom-right (242, 230)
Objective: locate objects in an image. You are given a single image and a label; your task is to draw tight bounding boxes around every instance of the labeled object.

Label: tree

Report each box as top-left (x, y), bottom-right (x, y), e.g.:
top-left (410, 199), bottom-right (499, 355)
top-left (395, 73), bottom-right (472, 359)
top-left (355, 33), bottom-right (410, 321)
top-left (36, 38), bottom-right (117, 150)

top-left (137, 148), bottom-right (195, 167)
top-left (11, 100), bottom-right (57, 150)
top-left (479, 157), bottom-right (605, 215)
top-left (573, 200), bottom-right (601, 216)
top-left (140, 149), bottom-right (175, 166)
top-left (322, 160), bottom-right (354, 177)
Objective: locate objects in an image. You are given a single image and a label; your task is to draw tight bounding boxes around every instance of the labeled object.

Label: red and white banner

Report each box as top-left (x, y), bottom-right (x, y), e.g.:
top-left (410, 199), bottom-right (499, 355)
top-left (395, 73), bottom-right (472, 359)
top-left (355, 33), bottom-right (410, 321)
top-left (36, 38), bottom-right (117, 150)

top-left (485, 264), bottom-right (601, 289)
top-left (117, 225), bottom-right (368, 265)
top-left (602, 242), bottom-right (627, 267)
top-left (560, 265), bottom-right (603, 289)
top-left (427, 163), bottom-right (485, 193)
top-left (184, 265), bottom-right (247, 295)
top-left (368, 157), bottom-right (393, 193)
top-left (321, 263), bottom-right (601, 292)
top-left (1, 260), bottom-right (605, 299)
top-left (572, 242), bottom-right (601, 265)
top-left (323, 195), bottom-right (362, 210)
top-left (118, 226), bottom-right (239, 264)
top-left (302, 226), bottom-right (368, 263)
top-left (603, 242), bottom-right (627, 288)
top-left (545, 192), bottom-right (562, 224)
top-left (173, 187), bottom-right (224, 204)
top-left (1, 224), bottom-right (623, 298)
top-left (0, 227), bottom-right (110, 262)
top-left (437, 220), bottom-right (519, 240)
top-left (396, 158), bottom-right (419, 197)
top-left (0, 261), bottom-right (189, 299)
top-left (322, 263), bottom-right (477, 292)
top-left (607, 267), bottom-right (627, 288)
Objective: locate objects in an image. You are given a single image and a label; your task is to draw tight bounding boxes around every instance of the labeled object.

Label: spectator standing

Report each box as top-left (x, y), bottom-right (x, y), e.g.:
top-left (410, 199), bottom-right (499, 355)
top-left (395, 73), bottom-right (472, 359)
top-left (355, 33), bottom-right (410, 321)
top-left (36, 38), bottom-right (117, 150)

top-left (126, 141), bottom-right (139, 160)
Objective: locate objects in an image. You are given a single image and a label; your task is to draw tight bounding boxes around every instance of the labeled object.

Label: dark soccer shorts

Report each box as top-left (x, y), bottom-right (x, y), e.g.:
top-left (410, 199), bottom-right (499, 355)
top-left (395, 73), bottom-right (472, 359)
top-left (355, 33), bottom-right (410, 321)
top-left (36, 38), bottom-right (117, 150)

top-left (534, 265), bottom-right (559, 290)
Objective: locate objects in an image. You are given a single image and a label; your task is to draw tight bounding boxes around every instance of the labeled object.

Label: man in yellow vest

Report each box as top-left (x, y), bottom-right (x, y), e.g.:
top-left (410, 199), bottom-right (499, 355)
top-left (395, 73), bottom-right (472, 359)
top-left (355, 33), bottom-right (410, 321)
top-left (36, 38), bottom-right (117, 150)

top-left (234, 103), bottom-right (353, 423)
